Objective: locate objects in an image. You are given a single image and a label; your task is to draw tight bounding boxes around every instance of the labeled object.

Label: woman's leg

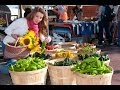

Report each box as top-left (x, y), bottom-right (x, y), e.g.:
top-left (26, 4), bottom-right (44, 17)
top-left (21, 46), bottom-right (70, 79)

top-left (104, 21), bottom-right (112, 44)
top-left (98, 21), bottom-right (104, 45)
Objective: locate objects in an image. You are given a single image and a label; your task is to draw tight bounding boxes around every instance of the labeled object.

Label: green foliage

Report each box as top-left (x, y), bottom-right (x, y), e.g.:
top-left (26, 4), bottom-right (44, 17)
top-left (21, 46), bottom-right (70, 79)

top-left (41, 41), bottom-right (46, 53)
top-left (71, 57), bottom-right (112, 75)
top-left (78, 53), bottom-right (109, 61)
top-left (49, 58), bottom-right (77, 66)
top-left (32, 52), bottom-right (51, 60)
top-left (9, 57), bottom-right (46, 72)
top-left (81, 46), bottom-right (97, 54)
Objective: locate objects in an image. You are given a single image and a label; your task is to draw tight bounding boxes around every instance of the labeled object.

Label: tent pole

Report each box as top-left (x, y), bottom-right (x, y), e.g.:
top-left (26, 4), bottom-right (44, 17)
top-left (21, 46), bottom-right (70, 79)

top-left (19, 5), bottom-right (22, 18)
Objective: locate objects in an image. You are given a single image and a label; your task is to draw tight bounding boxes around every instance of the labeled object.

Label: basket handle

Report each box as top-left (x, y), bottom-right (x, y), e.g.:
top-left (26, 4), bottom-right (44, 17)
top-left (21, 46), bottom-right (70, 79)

top-left (14, 38), bottom-right (20, 47)
top-left (15, 47), bottom-right (29, 56)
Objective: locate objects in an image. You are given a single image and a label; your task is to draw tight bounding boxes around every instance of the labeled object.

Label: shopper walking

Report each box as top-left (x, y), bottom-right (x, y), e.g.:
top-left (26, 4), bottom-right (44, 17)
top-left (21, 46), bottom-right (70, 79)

top-left (117, 6), bottom-right (120, 46)
top-left (97, 5), bottom-right (115, 46)
top-left (109, 5), bottom-right (119, 45)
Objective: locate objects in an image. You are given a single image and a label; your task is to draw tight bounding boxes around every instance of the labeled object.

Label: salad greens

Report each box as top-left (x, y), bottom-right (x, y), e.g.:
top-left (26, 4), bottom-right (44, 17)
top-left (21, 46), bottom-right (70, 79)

top-left (49, 58), bottom-right (77, 66)
top-left (78, 53), bottom-right (109, 61)
top-left (9, 57), bottom-right (46, 72)
top-left (71, 57), bottom-right (112, 75)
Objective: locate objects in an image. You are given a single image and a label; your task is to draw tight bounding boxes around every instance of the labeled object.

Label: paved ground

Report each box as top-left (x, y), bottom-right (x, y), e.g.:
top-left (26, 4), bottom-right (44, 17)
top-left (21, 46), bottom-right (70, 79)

top-left (0, 45), bottom-right (120, 85)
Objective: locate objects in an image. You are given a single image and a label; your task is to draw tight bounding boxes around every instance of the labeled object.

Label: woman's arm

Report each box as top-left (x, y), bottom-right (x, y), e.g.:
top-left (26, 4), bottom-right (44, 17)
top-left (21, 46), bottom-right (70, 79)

top-left (4, 18), bottom-right (24, 36)
top-left (39, 33), bottom-right (45, 42)
top-left (45, 36), bottom-right (52, 43)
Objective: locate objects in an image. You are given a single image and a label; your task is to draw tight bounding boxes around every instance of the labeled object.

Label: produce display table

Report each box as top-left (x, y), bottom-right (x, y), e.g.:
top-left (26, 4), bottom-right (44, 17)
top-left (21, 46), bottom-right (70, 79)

top-left (49, 21), bottom-right (98, 36)
top-left (49, 21), bottom-right (98, 43)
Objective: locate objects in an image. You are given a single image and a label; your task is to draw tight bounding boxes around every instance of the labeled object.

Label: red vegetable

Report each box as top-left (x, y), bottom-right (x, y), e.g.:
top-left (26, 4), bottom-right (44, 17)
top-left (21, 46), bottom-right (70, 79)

top-left (46, 45), bottom-right (55, 50)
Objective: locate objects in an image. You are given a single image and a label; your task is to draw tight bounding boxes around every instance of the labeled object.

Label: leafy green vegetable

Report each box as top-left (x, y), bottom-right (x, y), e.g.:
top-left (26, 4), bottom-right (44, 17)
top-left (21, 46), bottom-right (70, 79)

top-left (9, 56), bottom-right (46, 72)
top-left (41, 41), bottom-right (46, 53)
top-left (71, 57), bottom-right (112, 75)
top-left (78, 53), bottom-right (109, 61)
top-left (49, 58), bottom-right (77, 66)
top-left (41, 41), bottom-right (46, 49)
top-left (32, 52), bottom-right (51, 60)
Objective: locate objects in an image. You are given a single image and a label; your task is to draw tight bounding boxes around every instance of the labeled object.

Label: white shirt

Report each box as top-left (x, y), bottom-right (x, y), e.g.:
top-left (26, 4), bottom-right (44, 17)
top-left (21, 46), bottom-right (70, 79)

top-left (3, 18), bottom-right (29, 44)
top-left (3, 17), bottom-right (52, 44)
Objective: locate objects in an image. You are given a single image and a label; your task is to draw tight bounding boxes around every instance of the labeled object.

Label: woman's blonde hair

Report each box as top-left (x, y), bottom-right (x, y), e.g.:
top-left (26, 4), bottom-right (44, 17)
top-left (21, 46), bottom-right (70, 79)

top-left (26, 7), bottom-right (48, 36)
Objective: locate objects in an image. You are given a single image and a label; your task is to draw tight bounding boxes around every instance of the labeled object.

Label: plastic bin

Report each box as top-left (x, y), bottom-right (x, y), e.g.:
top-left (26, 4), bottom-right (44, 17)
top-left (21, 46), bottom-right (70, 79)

top-left (81, 22), bottom-right (94, 35)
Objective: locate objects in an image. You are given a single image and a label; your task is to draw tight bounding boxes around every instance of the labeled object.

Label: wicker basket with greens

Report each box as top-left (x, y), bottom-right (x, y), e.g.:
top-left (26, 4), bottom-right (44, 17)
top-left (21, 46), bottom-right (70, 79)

top-left (71, 57), bottom-right (112, 75)
top-left (9, 57), bottom-right (46, 72)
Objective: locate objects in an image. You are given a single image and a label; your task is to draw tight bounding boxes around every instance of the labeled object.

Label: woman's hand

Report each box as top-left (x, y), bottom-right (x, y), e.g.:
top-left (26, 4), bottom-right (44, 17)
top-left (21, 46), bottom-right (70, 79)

top-left (45, 36), bottom-right (52, 43)
top-left (11, 34), bottom-right (19, 40)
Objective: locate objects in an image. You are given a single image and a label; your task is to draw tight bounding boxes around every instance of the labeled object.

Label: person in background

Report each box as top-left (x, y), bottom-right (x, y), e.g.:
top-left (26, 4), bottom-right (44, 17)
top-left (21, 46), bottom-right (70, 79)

top-left (117, 5), bottom-right (120, 46)
top-left (52, 5), bottom-right (68, 22)
top-left (1, 7), bottom-right (51, 62)
top-left (109, 5), bottom-right (119, 45)
top-left (24, 7), bottom-right (32, 17)
top-left (72, 5), bottom-right (83, 21)
top-left (97, 5), bottom-right (114, 46)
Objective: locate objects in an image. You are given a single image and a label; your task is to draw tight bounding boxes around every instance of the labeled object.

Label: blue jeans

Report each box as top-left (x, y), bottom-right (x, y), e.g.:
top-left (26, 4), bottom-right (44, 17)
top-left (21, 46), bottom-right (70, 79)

top-left (98, 20), bottom-right (112, 44)
top-left (109, 22), bottom-right (114, 41)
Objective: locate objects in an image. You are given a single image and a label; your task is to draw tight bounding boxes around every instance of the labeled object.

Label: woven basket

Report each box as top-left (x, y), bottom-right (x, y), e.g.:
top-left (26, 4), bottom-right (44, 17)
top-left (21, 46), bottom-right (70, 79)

top-left (47, 58), bottom-right (75, 85)
top-left (73, 66), bottom-right (113, 85)
top-left (104, 59), bottom-right (110, 66)
top-left (59, 42), bottom-right (77, 50)
top-left (9, 66), bottom-right (48, 85)
top-left (4, 39), bottom-right (30, 59)
top-left (95, 49), bottom-right (101, 54)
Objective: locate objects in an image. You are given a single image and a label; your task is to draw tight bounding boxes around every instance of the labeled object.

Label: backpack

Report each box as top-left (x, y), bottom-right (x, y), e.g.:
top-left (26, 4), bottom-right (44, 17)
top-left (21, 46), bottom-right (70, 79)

top-left (101, 5), bottom-right (115, 22)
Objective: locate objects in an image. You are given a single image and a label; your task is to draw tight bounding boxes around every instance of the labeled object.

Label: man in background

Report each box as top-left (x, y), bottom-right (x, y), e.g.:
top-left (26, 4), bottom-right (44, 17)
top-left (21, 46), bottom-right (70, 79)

top-left (72, 5), bottom-right (83, 21)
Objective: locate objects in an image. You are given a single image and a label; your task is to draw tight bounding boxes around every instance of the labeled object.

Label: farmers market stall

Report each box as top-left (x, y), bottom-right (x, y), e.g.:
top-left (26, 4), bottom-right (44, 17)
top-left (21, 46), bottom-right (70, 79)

top-left (0, 5), bottom-right (114, 85)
